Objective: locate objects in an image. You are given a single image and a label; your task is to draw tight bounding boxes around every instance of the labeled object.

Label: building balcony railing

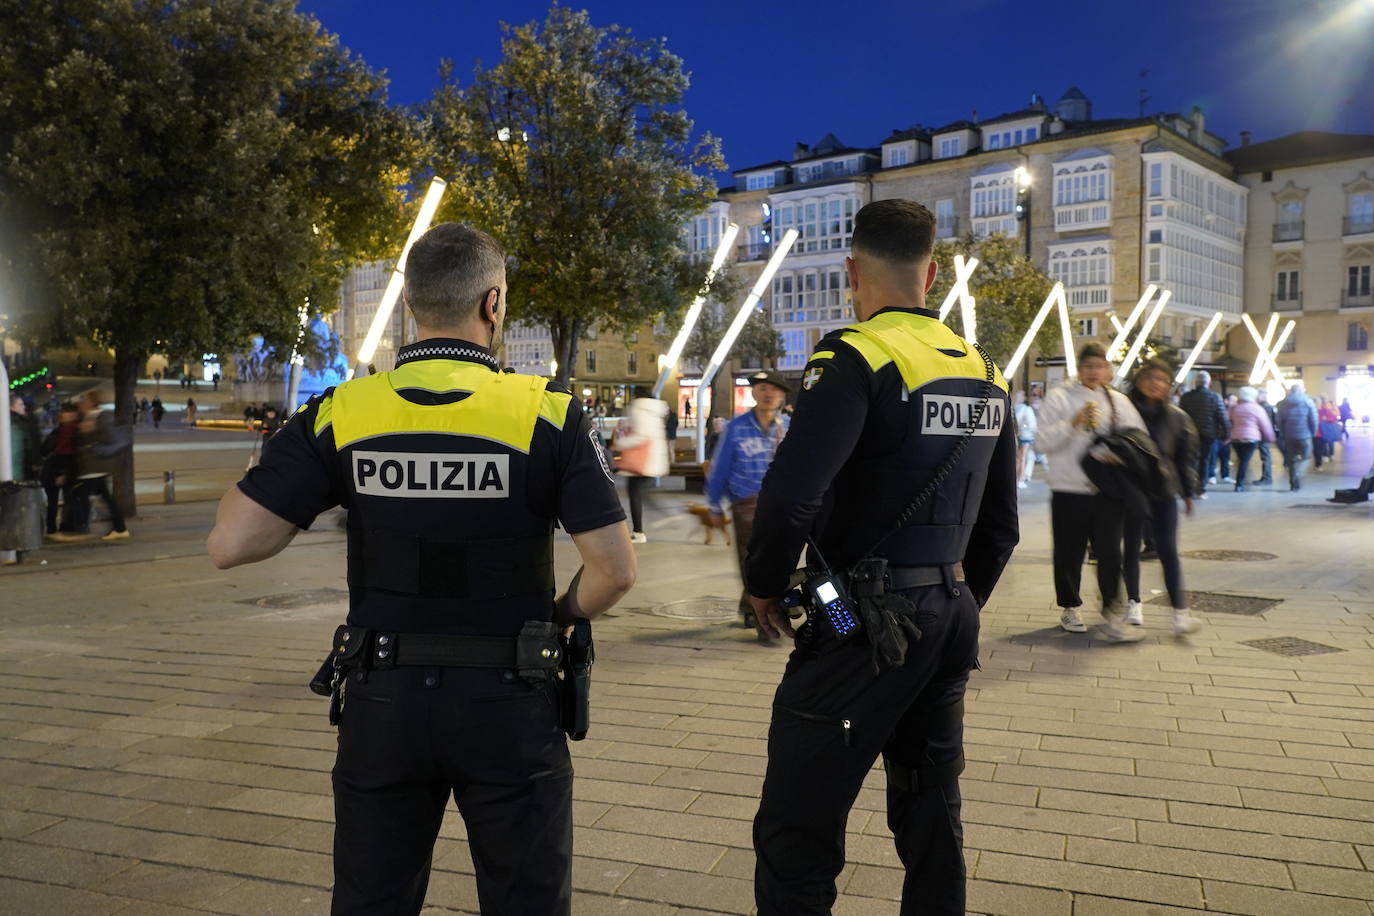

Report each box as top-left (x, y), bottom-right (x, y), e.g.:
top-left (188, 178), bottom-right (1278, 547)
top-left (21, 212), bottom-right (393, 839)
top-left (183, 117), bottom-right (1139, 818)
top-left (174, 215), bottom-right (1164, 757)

top-left (737, 243), bottom-right (770, 262)
top-left (1272, 294), bottom-right (1302, 311)
top-left (935, 217), bottom-right (959, 240)
top-left (1341, 290), bottom-right (1374, 309)
top-left (1065, 285), bottom-right (1112, 308)
top-left (1272, 221), bottom-right (1304, 243)
top-left (1054, 202), bottom-right (1112, 232)
top-left (1344, 216), bottom-right (1374, 237)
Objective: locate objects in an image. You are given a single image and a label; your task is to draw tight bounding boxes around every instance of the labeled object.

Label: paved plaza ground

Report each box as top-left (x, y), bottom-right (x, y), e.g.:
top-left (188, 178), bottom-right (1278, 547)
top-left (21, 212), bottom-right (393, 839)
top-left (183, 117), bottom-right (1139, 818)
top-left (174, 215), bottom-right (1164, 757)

top-left (1, 430), bottom-right (1372, 915)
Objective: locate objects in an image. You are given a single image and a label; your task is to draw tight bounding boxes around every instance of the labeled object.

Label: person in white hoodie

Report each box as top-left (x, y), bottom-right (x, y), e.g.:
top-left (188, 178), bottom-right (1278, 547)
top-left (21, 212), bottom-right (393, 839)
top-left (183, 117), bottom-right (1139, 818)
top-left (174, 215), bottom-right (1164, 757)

top-left (612, 398), bottom-right (670, 544)
top-left (1034, 343), bottom-right (1146, 641)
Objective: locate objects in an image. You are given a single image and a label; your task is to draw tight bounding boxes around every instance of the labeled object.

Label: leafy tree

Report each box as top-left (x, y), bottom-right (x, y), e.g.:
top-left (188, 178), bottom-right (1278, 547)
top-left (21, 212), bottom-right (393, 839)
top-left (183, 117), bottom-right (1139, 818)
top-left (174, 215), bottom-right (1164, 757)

top-left (927, 233), bottom-right (1057, 384)
top-left (679, 302), bottom-right (783, 370)
top-left (0, 0), bottom-right (418, 510)
top-left (424, 4), bottom-right (725, 387)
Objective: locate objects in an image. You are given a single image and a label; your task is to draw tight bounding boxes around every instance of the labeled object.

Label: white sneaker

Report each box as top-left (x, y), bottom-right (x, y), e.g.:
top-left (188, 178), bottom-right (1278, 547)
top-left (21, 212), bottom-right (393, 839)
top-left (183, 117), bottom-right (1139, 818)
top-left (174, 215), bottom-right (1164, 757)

top-left (629, 532), bottom-right (647, 544)
top-left (1172, 610), bottom-right (1203, 635)
top-left (1208, 476), bottom-right (1217, 484)
top-left (1125, 600), bottom-right (1144, 626)
top-left (1221, 476), bottom-right (1233, 483)
top-left (101, 529), bottom-right (130, 541)
top-left (1017, 481), bottom-right (1028, 489)
top-left (1059, 608), bottom-right (1088, 632)
top-left (1099, 610), bottom-right (1145, 643)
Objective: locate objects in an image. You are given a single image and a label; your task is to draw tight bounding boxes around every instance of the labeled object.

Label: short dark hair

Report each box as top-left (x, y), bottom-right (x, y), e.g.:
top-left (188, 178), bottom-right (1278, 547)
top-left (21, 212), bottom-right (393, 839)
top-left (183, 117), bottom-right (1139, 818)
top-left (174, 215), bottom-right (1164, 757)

top-left (403, 222), bottom-right (506, 328)
top-left (1078, 343), bottom-right (1108, 363)
top-left (850, 199), bottom-right (936, 265)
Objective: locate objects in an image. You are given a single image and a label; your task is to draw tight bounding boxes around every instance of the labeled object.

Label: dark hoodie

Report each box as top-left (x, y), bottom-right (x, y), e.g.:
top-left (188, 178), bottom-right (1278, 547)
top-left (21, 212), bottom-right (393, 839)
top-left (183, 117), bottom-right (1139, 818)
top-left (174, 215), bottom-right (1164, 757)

top-left (1128, 389), bottom-right (1200, 499)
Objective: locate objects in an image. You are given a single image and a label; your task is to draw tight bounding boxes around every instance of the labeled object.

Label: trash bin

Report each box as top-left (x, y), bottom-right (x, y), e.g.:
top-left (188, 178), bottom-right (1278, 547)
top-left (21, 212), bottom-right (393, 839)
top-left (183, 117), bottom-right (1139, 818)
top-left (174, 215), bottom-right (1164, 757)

top-left (0, 481), bottom-right (45, 551)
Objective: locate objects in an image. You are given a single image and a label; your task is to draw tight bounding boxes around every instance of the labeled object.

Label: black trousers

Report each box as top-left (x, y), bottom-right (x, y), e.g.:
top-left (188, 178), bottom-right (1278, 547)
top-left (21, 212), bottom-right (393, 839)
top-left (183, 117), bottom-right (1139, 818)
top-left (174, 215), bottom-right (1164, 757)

top-left (1231, 441), bottom-right (1259, 488)
top-left (73, 475), bottom-right (127, 533)
top-left (331, 666), bottom-right (572, 915)
top-left (1050, 491), bottom-right (1124, 612)
top-left (625, 475), bottom-right (651, 533)
top-left (1195, 438), bottom-right (1217, 493)
top-left (1123, 498), bottom-right (1185, 609)
top-left (754, 583), bottom-right (979, 915)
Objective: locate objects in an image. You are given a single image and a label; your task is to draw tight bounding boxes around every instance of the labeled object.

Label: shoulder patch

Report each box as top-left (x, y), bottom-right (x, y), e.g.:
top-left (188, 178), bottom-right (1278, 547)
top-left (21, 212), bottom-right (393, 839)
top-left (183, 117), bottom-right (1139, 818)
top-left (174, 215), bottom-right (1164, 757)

top-left (802, 365), bottom-right (825, 390)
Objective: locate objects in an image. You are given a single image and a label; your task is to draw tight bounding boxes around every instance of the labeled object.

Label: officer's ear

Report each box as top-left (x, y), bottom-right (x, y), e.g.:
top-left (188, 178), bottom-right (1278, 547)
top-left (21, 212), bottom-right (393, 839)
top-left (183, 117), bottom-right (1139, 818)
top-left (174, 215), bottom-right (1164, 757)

top-left (923, 258), bottom-right (938, 294)
top-left (482, 287), bottom-right (501, 324)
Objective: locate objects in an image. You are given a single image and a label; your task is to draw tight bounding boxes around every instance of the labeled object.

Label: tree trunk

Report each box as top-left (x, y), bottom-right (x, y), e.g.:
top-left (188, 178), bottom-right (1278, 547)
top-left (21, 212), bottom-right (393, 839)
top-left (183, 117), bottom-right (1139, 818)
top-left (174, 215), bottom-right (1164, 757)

top-left (111, 347), bottom-right (142, 519)
top-left (550, 316), bottom-right (583, 390)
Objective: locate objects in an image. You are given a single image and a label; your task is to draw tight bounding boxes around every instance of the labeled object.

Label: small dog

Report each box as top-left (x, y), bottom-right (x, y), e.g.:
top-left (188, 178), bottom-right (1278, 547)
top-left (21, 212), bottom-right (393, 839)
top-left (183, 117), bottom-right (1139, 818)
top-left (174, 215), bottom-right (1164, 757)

top-left (686, 504), bottom-right (732, 546)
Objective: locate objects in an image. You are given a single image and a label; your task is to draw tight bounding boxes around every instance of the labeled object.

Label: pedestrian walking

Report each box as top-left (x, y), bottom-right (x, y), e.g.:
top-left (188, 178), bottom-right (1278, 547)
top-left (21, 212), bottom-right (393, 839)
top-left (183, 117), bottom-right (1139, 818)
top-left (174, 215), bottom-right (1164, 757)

top-left (1256, 388), bottom-right (1277, 485)
top-left (39, 403), bottom-right (81, 536)
top-left (1122, 361), bottom-right (1203, 634)
top-left (185, 397), bottom-right (197, 427)
top-left (1227, 387), bottom-right (1275, 491)
top-left (1035, 343), bottom-right (1147, 640)
top-left (151, 397), bottom-right (165, 429)
top-left (1013, 388), bottom-right (1037, 487)
top-left (611, 398), bottom-right (669, 543)
top-left (1317, 397), bottom-right (1341, 465)
top-left (1339, 398), bottom-right (1354, 438)
top-left (743, 199), bottom-right (1019, 915)
top-left (8, 394), bottom-right (41, 483)
top-left (1178, 371), bottom-right (1229, 496)
top-left (207, 222), bottom-right (636, 915)
top-left (1276, 382), bottom-right (1318, 490)
top-left (705, 370), bottom-right (790, 640)
top-left (67, 391), bottom-right (130, 540)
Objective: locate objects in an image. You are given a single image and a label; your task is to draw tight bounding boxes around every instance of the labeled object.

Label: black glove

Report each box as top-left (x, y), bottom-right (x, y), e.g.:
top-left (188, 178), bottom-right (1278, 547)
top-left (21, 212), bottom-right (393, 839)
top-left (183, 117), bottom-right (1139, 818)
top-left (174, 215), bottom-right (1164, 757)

top-left (857, 591), bottom-right (922, 674)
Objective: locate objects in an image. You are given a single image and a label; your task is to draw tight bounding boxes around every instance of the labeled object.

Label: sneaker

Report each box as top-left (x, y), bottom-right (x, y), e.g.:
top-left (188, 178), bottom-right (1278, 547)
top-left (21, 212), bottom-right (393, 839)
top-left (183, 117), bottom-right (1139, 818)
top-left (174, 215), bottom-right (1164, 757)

top-left (1208, 476), bottom-right (1217, 485)
top-left (629, 532), bottom-right (647, 544)
top-left (1017, 481), bottom-right (1028, 489)
top-left (1059, 608), bottom-right (1088, 633)
top-left (1099, 609), bottom-right (1145, 643)
top-left (1125, 600), bottom-right (1144, 626)
top-left (1221, 476), bottom-right (1233, 483)
top-left (1172, 610), bottom-right (1203, 635)
top-left (101, 530), bottom-right (130, 541)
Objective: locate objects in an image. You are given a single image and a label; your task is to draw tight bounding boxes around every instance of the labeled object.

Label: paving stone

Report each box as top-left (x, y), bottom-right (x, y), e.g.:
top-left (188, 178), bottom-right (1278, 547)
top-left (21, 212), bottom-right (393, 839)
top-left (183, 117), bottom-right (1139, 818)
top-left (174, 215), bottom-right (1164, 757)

top-left (574, 827), bottom-right (726, 872)
top-left (200, 877), bottom-right (331, 915)
top-left (594, 806), bottom-right (752, 848)
top-left (614, 865), bottom-right (753, 913)
top-left (90, 861), bottom-right (244, 908)
top-left (1239, 786), bottom-right (1374, 820)
top-left (1288, 862), bottom-right (1374, 901)
top-left (965, 878), bottom-right (1073, 916)
top-left (1137, 821), bottom-right (1363, 867)
top-left (1039, 734), bottom-right (1210, 765)
top-left (1067, 835), bottom-right (1291, 887)
top-left (1070, 894), bottom-right (1211, 915)
top-left (0, 837), bottom-right (137, 888)
top-left (992, 763), bottom-right (1242, 806)
top-left (842, 862), bottom-right (903, 900)
top-left (1167, 800), bottom-right (1373, 844)
top-left (1201, 879), bottom-right (1371, 916)
top-left (0, 876), bottom-right (129, 916)
top-left (974, 851), bottom-right (1203, 908)
top-left (575, 778), bottom-right (700, 812)
top-left (1037, 787), bottom-right (1168, 822)
top-left (118, 802), bottom-right (300, 844)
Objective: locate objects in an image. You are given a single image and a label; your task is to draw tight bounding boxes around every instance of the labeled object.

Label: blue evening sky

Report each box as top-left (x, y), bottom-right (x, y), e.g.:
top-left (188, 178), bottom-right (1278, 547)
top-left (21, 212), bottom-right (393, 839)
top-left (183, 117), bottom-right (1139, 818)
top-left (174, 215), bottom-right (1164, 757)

top-left (298, 0), bottom-right (1373, 179)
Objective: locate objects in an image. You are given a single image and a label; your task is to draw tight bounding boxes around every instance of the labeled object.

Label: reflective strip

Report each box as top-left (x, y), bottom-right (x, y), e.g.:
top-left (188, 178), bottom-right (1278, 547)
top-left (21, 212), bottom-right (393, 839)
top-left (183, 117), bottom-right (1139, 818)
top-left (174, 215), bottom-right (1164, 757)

top-left (332, 369), bottom-right (548, 452)
top-left (842, 313), bottom-right (1008, 394)
top-left (539, 389), bottom-right (571, 430)
top-left (313, 394), bottom-right (334, 437)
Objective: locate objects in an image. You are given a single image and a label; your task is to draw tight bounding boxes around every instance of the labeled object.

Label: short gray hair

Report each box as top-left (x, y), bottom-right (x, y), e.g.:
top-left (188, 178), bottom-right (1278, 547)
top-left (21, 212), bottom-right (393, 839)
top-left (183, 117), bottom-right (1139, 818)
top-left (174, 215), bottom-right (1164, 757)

top-left (403, 222), bottom-right (506, 328)
top-left (1238, 385), bottom-right (1257, 402)
top-left (1193, 370), bottom-right (1211, 387)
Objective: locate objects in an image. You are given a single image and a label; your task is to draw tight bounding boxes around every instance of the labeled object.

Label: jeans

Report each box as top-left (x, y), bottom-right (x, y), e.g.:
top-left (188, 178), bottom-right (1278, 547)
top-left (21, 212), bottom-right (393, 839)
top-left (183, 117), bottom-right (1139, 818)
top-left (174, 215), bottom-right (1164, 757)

top-left (625, 475), bottom-right (651, 533)
top-left (1282, 438), bottom-right (1312, 489)
top-left (1050, 491), bottom-right (1124, 611)
top-left (1196, 438), bottom-right (1218, 492)
top-left (1214, 439), bottom-right (1231, 479)
top-left (1258, 441), bottom-right (1272, 482)
top-left (1231, 441), bottom-right (1259, 488)
top-left (1123, 498), bottom-right (1186, 609)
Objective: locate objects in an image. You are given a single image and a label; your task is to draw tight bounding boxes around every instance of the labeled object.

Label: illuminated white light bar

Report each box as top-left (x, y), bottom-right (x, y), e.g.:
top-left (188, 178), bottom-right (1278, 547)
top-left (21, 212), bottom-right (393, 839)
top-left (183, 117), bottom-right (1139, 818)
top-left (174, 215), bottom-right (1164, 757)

top-left (1107, 284), bottom-right (1158, 363)
top-left (1057, 286), bottom-right (1077, 379)
top-left (1109, 314), bottom-right (1125, 334)
top-left (652, 223), bottom-right (740, 398)
top-left (1116, 289), bottom-right (1171, 379)
top-left (1265, 321), bottom-right (1296, 384)
top-left (961, 295), bottom-right (978, 345)
top-left (355, 177), bottom-right (448, 370)
top-left (1248, 313), bottom-right (1280, 385)
top-left (1174, 311), bottom-right (1224, 384)
top-left (938, 255), bottom-right (979, 322)
top-left (1004, 282), bottom-right (1065, 378)
top-left (1242, 313), bottom-right (1294, 385)
top-left (695, 228), bottom-right (799, 461)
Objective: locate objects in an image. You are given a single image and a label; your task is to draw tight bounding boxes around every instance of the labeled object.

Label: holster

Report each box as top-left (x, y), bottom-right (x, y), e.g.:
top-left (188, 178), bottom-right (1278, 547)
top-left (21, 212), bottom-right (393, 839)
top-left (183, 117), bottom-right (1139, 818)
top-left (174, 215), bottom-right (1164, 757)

top-left (558, 619), bottom-right (594, 741)
top-left (848, 558), bottom-right (922, 674)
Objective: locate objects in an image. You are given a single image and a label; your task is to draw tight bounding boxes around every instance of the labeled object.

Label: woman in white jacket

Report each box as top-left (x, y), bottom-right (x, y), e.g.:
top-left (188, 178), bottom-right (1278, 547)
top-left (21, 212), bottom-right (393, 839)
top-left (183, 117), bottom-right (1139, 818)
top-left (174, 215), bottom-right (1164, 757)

top-left (1034, 344), bottom-right (1146, 641)
top-left (612, 398), bottom-right (670, 544)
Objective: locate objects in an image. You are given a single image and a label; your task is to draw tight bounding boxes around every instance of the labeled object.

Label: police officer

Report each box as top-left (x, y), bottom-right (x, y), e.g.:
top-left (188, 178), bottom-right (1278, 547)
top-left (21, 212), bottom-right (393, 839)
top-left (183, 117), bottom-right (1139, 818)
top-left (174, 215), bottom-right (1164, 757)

top-left (745, 199), bottom-right (1019, 915)
top-left (207, 222), bottom-right (636, 914)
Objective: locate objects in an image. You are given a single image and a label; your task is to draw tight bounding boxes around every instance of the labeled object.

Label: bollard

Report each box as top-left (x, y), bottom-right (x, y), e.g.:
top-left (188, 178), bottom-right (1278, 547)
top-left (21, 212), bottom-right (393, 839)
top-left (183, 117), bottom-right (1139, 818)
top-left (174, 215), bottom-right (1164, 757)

top-left (163, 470), bottom-right (176, 504)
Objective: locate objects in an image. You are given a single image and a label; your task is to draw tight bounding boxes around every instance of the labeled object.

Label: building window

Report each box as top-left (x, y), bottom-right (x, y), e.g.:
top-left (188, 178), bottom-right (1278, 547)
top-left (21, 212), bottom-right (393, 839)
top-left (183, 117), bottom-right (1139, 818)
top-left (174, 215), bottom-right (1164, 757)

top-left (746, 173), bottom-right (776, 191)
top-left (987, 134), bottom-right (1001, 150)
top-left (1148, 229), bottom-right (1162, 244)
top-left (1149, 163), bottom-right (1163, 198)
top-left (627, 351), bottom-right (638, 375)
top-left (1148, 246), bottom-right (1161, 281)
top-left (1281, 330), bottom-right (1297, 353)
top-left (585, 349), bottom-right (597, 373)
top-left (1076, 318), bottom-right (1098, 337)
top-left (972, 181), bottom-right (1014, 218)
top-left (1349, 322), bottom-right (1369, 351)
top-left (1351, 193), bottom-right (1374, 232)
top-left (1054, 164), bottom-right (1109, 206)
top-left (1278, 200), bottom-right (1303, 229)
top-left (938, 137), bottom-right (961, 158)
top-left (1025, 127), bottom-right (1038, 141)
top-left (1050, 245), bottom-right (1112, 303)
top-left (888, 146), bottom-right (910, 167)
top-left (1276, 270), bottom-right (1300, 301)
top-left (1350, 265), bottom-right (1372, 297)
top-left (935, 199), bottom-right (956, 238)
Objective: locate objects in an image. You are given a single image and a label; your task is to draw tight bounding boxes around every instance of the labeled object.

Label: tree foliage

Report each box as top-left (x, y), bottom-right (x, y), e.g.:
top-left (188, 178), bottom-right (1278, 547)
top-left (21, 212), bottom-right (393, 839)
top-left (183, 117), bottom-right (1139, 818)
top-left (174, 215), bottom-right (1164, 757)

top-left (424, 5), bottom-right (725, 385)
top-left (927, 233), bottom-right (1057, 380)
top-left (0, 0), bottom-right (419, 509)
top-left (679, 303), bottom-right (783, 370)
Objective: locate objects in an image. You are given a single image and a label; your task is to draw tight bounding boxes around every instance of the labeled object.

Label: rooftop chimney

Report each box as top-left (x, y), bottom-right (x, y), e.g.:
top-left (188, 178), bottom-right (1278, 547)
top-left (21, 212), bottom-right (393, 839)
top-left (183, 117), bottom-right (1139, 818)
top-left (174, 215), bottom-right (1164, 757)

top-left (1240, 130), bottom-right (1251, 146)
top-left (1189, 106), bottom-right (1205, 143)
top-left (793, 141), bottom-right (810, 161)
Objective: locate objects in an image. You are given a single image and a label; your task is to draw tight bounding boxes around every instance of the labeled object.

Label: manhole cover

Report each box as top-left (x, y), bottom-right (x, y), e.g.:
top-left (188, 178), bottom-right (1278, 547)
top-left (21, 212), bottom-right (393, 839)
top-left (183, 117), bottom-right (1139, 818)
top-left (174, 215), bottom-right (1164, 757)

top-left (1241, 637), bottom-right (1345, 657)
top-left (1288, 504), bottom-right (1352, 509)
top-left (1147, 592), bottom-right (1281, 615)
top-left (238, 588), bottom-right (350, 609)
top-left (1179, 549), bottom-right (1278, 562)
top-left (650, 597), bottom-right (738, 621)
